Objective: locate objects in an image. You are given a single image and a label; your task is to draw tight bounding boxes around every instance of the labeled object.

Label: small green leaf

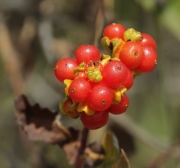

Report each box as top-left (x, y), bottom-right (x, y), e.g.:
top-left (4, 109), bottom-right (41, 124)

top-left (59, 96), bottom-right (69, 115)
top-left (101, 37), bottom-right (112, 54)
top-left (97, 131), bottom-right (130, 168)
top-left (102, 131), bottom-right (119, 161)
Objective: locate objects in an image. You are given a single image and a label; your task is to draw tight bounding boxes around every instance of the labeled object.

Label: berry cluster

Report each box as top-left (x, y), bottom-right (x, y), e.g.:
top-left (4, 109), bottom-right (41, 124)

top-left (54, 23), bottom-right (158, 130)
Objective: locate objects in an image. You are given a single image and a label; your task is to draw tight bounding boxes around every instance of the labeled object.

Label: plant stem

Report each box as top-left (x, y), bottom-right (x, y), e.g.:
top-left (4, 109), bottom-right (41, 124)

top-left (75, 127), bottom-right (89, 168)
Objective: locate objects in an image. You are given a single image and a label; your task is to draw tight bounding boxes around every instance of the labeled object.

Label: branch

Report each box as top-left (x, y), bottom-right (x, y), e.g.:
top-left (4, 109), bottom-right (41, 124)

top-left (146, 141), bottom-right (180, 168)
top-left (0, 22), bottom-right (25, 95)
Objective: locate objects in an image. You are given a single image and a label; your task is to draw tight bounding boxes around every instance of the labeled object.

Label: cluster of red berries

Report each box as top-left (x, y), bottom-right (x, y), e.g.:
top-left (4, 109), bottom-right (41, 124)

top-left (54, 23), bottom-right (157, 130)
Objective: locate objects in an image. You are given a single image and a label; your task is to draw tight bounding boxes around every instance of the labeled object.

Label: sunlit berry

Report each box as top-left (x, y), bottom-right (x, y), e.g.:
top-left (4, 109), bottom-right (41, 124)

top-left (88, 85), bottom-right (113, 111)
top-left (108, 94), bottom-right (129, 115)
top-left (54, 58), bottom-right (78, 82)
top-left (101, 60), bottom-right (128, 88)
top-left (68, 79), bottom-right (91, 102)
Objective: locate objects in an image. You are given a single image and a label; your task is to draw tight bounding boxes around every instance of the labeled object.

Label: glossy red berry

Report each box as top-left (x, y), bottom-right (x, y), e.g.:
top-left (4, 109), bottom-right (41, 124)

top-left (136, 46), bottom-right (157, 72)
top-left (75, 44), bottom-right (100, 64)
top-left (81, 110), bottom-right (109, 130)
top-left (88, 85), bottom-right (113, 111)
top-left (119, 41), bottom-right (144, 69)
top-left (101, 60), bottom-right (128, 88)
top-left (140, 33), bottom-right (156, 50)
top-left (54, 58), bottom-right (78, 82)
top-left (103, 23), bottom-right (126, 40)
top-left (68, 79), bottom-right (91, 102)
top-left (121, 69), bottom-right (134, 90)
top-left (54, 22), bottom-right (158, 128)
top-left (108, 93), bottom-right (129, 115)
top-left (63, 98), bottom-right (79, 118)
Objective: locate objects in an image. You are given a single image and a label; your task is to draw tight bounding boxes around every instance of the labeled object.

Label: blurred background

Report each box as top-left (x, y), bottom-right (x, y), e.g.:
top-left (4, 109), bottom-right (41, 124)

top-left (0, 0), bottom-right (180, 167)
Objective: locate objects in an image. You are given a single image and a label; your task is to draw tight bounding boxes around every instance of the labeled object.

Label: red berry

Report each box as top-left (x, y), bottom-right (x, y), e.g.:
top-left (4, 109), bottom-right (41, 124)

top-left (140, 33), bottom-right (156, 50)
top-left (81, 111), bottom-right (109, 130)
top-left (119, 41), bottom-right (144, 69)
top-left (63, 98), bottom-right (79, 118)
top-left (75, 44), bottom-right (100, 64)
top-left (136, 46), bottom-right (157, 72)
top-left (101, 60), bottom-right (128, 88)
top-left (108, 94), bottom-right (129, 115)
top-left (54, 58), bottom-right (78, 82)
top-left (88, 85), bottom-right (113, 111)
top-left (103, 23), bottom-right (126, 40)
top-left (121, 69), bottom-right (134, 90)
top-left (68, 79), bottom-right (91, 102)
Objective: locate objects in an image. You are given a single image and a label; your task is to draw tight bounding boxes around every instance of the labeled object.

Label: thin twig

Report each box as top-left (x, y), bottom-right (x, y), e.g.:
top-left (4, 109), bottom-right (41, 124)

top-left (0, 21), bottom-right (25, 95)
top-left (92, 0), bottom-right (105, 46)
top-left (146, 141), bottom-right (180, 168)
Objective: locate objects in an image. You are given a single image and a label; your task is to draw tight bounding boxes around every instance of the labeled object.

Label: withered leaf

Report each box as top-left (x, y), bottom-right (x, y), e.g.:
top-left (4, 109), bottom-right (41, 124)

top-left (62, 141), bottom-right (81, 165)
top-left (14, 94), bottom-right (78, 146)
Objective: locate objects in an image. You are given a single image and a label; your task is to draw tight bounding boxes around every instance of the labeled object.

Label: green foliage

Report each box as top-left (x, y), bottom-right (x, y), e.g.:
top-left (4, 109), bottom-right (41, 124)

top-left (158, 0), bottom-right (180, 41)
top-left (97, 131), bottom-right (130, 168)
top-left (136, 0), bottom-right (156, 12)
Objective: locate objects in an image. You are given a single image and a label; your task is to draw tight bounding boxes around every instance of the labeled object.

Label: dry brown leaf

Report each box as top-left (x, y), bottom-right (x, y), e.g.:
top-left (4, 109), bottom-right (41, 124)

top-left (62, 141), bottom-right (81, 165)
top-left (14, 94), bottom-right (78, 146)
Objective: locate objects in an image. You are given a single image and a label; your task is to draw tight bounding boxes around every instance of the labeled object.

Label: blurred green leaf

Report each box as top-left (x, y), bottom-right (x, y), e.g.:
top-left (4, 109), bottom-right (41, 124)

top-left (159, 0), bottom-right (180, 41)
top-left (115, 149), bottom-right (130, 168)
top-left (102, 131), bottom-right (119, 163)
top-left (97, 131), bottom-right (130, 168)
top-left (136, 0), bottom-right (156, 12)
top-left (114, 0), bottom-right (140, 21)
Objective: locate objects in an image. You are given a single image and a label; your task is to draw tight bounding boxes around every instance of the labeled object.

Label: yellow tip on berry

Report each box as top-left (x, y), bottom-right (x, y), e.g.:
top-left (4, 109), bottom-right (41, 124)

top-left (112, 38), bottom-right (125, 58)
top-left (112, 86), bottom-right (127, 104)
top-left (64, 79), bottom-right (73, 95)
top-left (123, 28), bottom-right (143, 42)
top-left (77, 102), bottom-right (95, 115)
top-left (101, 54), bottom-right (111, 66)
